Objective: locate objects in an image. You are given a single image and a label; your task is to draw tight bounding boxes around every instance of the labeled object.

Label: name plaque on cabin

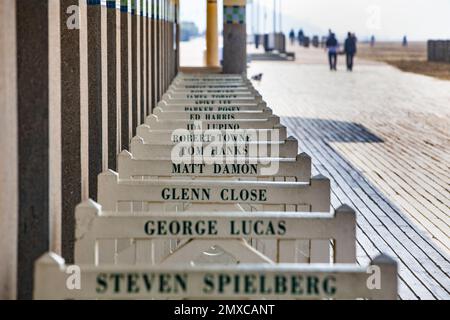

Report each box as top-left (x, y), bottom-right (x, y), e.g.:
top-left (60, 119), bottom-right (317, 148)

top-left (183, 85), bottom-right (246, 89)
top-left (94, 271), bottom-right (337, 297)
top-left (175, 145), bottom-right (249, 157)
top-left (194, 100), bottom-right (233, 105)
top-left (187, 90), bottom-right (240, 94)
top-left (189, 113), bottom-right (236, 120)
top-left (171, 163), bottom-right (259, 175)
top-left (171, 132), bottom-right (253, 143)
top-left (186, 94), bottom-right (239, 99)
top-left (180, 78), bottom-right (238, 82)
top-left (144, 218), bottom-right (286, 237)
top-left (186, 123), bottom-right (241, 130)
top-left (160, 187), bottom-right (268, 202)
top-left (184, 106), bottom-right (243, 112)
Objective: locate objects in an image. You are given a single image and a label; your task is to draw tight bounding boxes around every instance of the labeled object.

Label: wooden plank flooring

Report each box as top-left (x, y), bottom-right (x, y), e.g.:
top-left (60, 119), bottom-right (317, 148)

top-left (248, 56), bottom-right (450, 300)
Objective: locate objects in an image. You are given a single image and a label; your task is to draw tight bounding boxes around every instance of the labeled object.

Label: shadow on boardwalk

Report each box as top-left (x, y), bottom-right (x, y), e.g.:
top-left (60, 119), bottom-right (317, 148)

top-left (284, 116), bottom-right (450, 300)
top-left (291, 118), bottom-right (384, 143)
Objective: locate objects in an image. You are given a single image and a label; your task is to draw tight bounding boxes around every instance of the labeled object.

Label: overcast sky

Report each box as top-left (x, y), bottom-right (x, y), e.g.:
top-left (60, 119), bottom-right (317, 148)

top-left (180, 0), bottom-right (450, 41)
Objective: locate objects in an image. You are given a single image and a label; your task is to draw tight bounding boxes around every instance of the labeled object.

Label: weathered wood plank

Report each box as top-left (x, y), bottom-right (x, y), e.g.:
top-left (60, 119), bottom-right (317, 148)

top-left (283, 116), bottom-right (449, 299)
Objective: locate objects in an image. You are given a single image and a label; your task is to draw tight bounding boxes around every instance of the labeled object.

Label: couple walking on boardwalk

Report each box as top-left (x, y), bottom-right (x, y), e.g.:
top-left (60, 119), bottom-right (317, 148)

top-left (326, 31), bottom-right (357, 71)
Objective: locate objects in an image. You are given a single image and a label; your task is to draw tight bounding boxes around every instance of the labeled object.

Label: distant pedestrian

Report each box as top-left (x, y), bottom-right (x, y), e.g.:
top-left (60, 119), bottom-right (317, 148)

top-left (344, 32), bottom-right (357, 71)
top-left (326, 32), bottom-right (339, 70)
top-left (402, 35), bottom-right (408, 47)
top-left (289, 29), bottom-right (295, 45)
top-left (312, 35), bottom-right (319, 48)
top-left (298, 29), bottom-right (304, 46)
top-left (370, 35), bottom-right (376, 47)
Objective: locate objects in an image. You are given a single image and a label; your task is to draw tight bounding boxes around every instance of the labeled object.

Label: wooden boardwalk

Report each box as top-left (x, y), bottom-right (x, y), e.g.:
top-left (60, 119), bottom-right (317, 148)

top-left (248, 53), bottom-right (450, 300)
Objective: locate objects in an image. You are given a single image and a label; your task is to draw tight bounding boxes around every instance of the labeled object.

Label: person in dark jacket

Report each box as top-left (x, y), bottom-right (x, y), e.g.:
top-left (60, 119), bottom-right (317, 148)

top-left (298, 29), bottom-right (305, 46)
top-left (344, 32), bottom-right (357, 71)
top-left (326, 32), bottom-right (339, 70)
top-left (402, 35), bottom-right (408, 47)
top-left (289, 29), bottom-right (295, 45)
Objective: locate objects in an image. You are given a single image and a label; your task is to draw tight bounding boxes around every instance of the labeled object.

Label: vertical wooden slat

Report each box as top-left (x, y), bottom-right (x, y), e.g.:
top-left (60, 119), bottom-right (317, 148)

top-left (162, 0), bottom-right (166, 91)
top-left (334, 205), bottom-right (357, 263)
top-left (127, 0), bottom-right (133, 142)
top-left (101, 2), bottom-right (108, 173)
top-left (58, 0), bottom-right (83, 264)
top-left (82, 0), bottom-right (103, 200)
top-left (0, 0), bottom-right (18, 300)
top-left (164, 0), bottom-right (172, 85)
top-left (156, 0), bottom-right (161, 100)
top-left (160, 0), bottom-right (164, 92)
top-left (136, 0), bottom-right (142, 127)
top-left (135, 240), bottom-right (153, 265)
top-left (97, 239), bottom-right (116, 264)
top-left (174, 0), bottom-right (180, 74)
top-left (168, 0), bottom-right (171, 81)
top-left (116, 1), bottom-right (122, 152)
top-left (173, 0), bottom-right (177, 78)
top-left (142, 0), bottom-right (148, 120)
top-left (49, 0), bottom-right (62, 261)
top-left (106, 0), bottom-right (118, 170)
top-left (139, 0), bottom-right (146, 123)
top-left (151, 0), bottom-right (157, 108)
top-left (278, 240), bottom-right (310, 263)
top-left (163, 0), bottom-right (166, 91)
top-left (150, 0), bottom-right (155, 110)
top-left (79, 1), bottom-right (89, 202)
top-left (167, 0), bottom-right (171, 82)
top-left (130, 0), bottom-right (138, 135)
top-left (310, 240), bottom-right (331, 263)
top-left (145, 0), bottom-right (152, 115)
top-left (120, 0), bottom-right (129, 150)
top-left (16, 0), bottom-right (50, 299)
top-left (160, 0), bottom-right (164, 96)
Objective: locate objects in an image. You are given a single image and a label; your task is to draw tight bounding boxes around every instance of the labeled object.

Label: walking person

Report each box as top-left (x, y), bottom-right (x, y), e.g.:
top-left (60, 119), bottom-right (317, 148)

top-left (326, 32), bottom-right (339, 71)
top-left (298, 29), bottom-right (304, 46)
top-left (402, 35), bottom-right (408, 47)
top-left (344, 32), bottom-right (357, 71)
top-left (289, 29), bottom-right (295, 45)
